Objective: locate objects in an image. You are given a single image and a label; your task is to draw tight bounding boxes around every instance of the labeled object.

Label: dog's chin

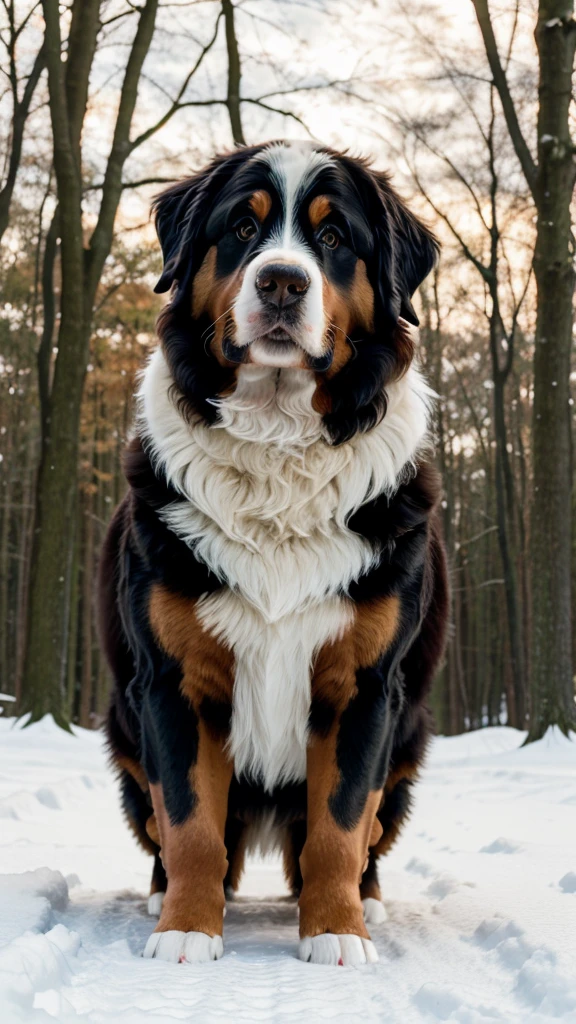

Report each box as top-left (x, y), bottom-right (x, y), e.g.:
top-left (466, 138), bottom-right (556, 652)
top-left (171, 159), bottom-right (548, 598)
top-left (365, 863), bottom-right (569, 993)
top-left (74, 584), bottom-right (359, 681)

top-left (222, 328), bottom-right (334, 371)
top-left (249, 330), bottom-right (307, 369)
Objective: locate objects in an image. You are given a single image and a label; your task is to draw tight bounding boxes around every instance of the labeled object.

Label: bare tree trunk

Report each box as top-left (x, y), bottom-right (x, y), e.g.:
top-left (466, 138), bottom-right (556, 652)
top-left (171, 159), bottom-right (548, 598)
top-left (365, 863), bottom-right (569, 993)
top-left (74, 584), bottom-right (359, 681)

top-left (0, 431), bottom-right (14, 689)
top-left (492, 373), bottom-right (523, 726)
top-left (79, 491), bottom-right (94, 728)
top-left (528, 3), bottom-right (576, 738)
top-left (15, 433), bottom-right (36, 704)
top-left (66, 513), bottom-right (80, 719)
top-left (472, 0), bottom-right (576, 739)
top-left (222, 0), bottom-right (245, 144)
top-left (19, 0), bottom-right (160, 726)
top-left (20, 0), bottom-right (89, 727)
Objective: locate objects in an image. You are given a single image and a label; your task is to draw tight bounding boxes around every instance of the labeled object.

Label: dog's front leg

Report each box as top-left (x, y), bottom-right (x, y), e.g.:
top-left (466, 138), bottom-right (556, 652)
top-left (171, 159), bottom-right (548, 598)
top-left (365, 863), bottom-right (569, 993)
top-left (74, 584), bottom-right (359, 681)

top-left (143, 714), bottom-right (233, 963)
top-left (298, 721), bottom-right (382, 966)
top-left (299, 600), bottom-right (402, 966)
top-left (142, 586), bottom-right (235, 964)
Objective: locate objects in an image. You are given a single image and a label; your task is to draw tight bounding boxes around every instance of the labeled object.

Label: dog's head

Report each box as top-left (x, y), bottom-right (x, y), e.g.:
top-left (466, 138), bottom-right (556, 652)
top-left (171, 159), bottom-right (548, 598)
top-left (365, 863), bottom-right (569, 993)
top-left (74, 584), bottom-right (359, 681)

top-left (153, 140), bottom-right (438, 443)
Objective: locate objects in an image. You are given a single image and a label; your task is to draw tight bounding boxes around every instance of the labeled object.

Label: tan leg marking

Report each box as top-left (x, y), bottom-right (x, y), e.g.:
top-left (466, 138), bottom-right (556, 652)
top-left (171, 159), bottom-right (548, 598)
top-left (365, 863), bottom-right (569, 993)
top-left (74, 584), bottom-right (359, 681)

top-left (145, 813), bottom-right (160, 847)
top-left (299, 727), bottom-right (383, 939)
top-left (109, 751), bottom-right (158, 857)
top-left (300, 596), bottom-right (400, 938)
top-left (225, 830), bottom-right (247, 893)
top-left (151, 719), bottom-right (233, 937)
top-left (371, 760), bottom-right (420, 857)
top-left (282, 833), bottom-right (299, 895)
top-left (147, 586), bottom-right (235, 937)
top-left (360, 873), bottom-right (382, 902)
top-left (113, 753), bottom-right (148, 792)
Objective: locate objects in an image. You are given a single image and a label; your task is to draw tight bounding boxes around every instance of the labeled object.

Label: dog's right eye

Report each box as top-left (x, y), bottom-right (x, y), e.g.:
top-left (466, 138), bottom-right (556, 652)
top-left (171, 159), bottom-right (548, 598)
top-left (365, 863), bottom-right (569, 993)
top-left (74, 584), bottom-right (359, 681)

top-left (235, 218), bottom-right (258, 242)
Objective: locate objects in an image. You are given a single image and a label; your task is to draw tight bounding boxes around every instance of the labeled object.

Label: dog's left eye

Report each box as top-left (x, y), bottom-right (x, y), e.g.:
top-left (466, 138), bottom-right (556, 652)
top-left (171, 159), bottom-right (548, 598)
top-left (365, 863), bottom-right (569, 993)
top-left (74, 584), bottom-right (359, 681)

top-left (236, 218), bottom-right (258, 242)
top-left (319, 227), bottom-right (340, 249)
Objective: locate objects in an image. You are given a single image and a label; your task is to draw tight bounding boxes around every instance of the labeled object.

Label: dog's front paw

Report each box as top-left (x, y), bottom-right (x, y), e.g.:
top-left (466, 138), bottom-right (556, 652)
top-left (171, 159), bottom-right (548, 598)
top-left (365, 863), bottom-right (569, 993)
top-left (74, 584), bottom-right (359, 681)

top-left (299, 933), bottom-right (378, 966)
top-left (144, 930), bottom-right (223, 963)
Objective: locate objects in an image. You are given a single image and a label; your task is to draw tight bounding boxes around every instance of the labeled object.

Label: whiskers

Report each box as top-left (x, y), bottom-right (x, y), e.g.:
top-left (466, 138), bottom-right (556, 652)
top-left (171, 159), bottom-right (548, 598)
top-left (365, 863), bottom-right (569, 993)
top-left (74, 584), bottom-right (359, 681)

top-left (327, 321), bottom-right (358, 361)
top-left (201, 305), bottom-right (237, 356)
top-left (327, 321), bottom-right (354, 346)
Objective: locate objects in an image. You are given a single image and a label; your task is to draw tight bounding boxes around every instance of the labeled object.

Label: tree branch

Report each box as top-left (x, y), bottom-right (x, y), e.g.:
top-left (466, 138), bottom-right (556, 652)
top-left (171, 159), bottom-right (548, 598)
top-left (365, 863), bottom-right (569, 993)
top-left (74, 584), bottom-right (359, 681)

top-left (42, 0), bottom-right (84, 283)
top-left (86, 0), bottom-right (160, 301)
top-left (128, 11), bottom-right (222, 151)
top-left (0, 40), bottom-right (45, 243)
top-left (408, 153), bottom-right (493, 284)
top-left (448, 357), bottom-right (491, 470)
top-left (244, 97), bottom-right (314, 136)
top-left (401, 120), bottom-right (490, 233)
top-left (471, 0), bottom-right (538, 195)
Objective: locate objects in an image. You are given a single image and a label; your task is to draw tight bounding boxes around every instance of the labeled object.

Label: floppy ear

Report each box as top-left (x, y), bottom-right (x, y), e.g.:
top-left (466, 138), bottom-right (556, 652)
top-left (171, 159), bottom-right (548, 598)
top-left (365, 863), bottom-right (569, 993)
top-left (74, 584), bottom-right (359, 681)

top-left (152, 145), bottom-right (269, 295)
top-left (153, 175), bottom-right (204, 294)
top-left (317, 155), bottom-right (438, 444)
top-left (374, 172), bottom-right (439, 327)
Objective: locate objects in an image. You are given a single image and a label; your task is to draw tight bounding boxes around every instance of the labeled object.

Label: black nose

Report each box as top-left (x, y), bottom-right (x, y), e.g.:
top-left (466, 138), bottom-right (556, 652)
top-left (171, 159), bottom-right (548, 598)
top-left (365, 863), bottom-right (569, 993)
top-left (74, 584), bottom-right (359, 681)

top-left (255, 262), bottom-right (310, 307)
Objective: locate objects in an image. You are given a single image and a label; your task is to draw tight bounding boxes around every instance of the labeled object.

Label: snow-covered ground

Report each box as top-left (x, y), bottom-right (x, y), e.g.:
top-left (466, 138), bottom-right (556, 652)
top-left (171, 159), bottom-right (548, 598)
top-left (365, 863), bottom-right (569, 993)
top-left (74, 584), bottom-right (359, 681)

top-left (0, 716), bottom-right (575, 1024)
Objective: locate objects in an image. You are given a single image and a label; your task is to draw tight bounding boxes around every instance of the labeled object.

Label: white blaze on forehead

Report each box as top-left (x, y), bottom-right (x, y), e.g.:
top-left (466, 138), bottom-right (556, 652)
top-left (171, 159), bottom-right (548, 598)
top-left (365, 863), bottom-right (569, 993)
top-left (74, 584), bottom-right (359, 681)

top-left (258, 141), bottom-right (334, 248)
top-left (233, 143), bottom-right (334, 358)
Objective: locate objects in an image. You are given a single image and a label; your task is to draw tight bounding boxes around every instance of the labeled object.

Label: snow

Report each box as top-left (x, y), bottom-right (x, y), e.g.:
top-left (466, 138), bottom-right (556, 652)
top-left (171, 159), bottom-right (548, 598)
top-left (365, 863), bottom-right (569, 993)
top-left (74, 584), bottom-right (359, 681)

top-left (0, 717), bottom-right (575, 1023)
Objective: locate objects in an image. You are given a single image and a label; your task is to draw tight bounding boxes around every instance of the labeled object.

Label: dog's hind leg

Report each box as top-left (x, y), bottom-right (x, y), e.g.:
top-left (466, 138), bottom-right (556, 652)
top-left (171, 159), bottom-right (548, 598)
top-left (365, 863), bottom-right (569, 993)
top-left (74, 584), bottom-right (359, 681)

top-left (223, 817), bottom-right (246, 897)
top-left (112, 764), bottom-right (168, 917)
top-left (147, 852), bottom-right (167, 917)
top-left (360, 849), bottom-right (388, 924)
top-left (282, 820), bottom-right (306, 898)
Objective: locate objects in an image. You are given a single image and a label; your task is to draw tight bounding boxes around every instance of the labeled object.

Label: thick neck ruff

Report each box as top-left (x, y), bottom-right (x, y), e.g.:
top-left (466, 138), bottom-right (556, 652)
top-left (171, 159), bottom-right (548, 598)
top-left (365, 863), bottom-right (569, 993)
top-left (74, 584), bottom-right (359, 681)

top-left (137, 347), bottom-right (433, 624)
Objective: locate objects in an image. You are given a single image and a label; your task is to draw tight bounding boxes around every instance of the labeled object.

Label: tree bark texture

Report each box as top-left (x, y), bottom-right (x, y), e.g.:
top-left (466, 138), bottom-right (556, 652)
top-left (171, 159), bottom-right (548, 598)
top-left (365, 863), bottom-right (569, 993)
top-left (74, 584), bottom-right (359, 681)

top-left (528, 2), bottom-right (576, 738)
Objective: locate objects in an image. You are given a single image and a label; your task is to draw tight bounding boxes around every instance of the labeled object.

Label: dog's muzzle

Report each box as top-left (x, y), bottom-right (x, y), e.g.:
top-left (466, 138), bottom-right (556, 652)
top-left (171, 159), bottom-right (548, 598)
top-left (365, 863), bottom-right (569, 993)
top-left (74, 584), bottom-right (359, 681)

top-left (230, 249), bottom-right (330, 369)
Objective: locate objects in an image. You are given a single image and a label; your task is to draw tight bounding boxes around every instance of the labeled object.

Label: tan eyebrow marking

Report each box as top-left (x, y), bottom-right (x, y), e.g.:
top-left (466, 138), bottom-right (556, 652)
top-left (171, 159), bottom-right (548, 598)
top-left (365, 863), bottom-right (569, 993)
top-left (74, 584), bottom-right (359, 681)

top-left (249, 190), bottom-right (272, 222)
top-left (309, 195), bottom-right (332, 229)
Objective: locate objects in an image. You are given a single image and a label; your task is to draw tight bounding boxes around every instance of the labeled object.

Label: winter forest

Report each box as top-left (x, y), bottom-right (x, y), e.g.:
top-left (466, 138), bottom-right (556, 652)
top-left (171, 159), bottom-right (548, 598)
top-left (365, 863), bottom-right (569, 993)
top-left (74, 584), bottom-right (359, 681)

top-left (0, 0), bottom-right (575, 742)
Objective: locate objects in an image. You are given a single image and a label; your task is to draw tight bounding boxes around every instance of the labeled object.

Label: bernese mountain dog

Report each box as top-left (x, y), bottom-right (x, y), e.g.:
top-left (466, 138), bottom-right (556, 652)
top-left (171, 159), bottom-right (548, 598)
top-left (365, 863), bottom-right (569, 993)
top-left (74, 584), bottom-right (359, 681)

top-left (99, 140), bottom-right (449, 967)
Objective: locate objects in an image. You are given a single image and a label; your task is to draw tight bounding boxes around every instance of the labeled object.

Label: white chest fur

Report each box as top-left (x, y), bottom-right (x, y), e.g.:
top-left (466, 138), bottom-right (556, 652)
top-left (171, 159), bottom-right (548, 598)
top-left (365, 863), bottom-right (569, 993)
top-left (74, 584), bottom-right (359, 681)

top-left (197, 591), bottom-right (353, 789)
top-left (138, 350), bottom-right (431, 789)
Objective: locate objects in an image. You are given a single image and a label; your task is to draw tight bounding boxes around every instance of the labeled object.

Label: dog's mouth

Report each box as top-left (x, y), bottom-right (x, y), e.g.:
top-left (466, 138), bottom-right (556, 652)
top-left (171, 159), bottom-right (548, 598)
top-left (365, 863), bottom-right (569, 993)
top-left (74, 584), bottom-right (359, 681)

top-left (222, 319), bottom-right (303, 367)
top-left (248, 329), bottom-right (305, 368)
top-left (262, 326), bottom-right (293, 344)
top-left (222, 317), bottom-right (334, 371)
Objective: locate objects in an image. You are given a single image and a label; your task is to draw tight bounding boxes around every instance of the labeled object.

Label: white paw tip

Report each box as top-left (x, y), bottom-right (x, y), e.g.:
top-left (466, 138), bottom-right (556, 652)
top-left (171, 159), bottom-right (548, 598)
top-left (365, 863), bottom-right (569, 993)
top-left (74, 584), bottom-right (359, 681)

top-left (362, 897), bottom-right (388, 924)
top-left (298, 934), bottom-right (379, 966)
top-left (147, 892), bottom-right (165, 917)
top-left (143, 930), bottom-right (223, 963)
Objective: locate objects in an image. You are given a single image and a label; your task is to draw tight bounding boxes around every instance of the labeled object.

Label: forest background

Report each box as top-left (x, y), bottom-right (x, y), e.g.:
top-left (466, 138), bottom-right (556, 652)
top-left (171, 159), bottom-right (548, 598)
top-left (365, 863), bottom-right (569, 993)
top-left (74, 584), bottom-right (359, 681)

top-left (0, 0), bottom-right (574, 742)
